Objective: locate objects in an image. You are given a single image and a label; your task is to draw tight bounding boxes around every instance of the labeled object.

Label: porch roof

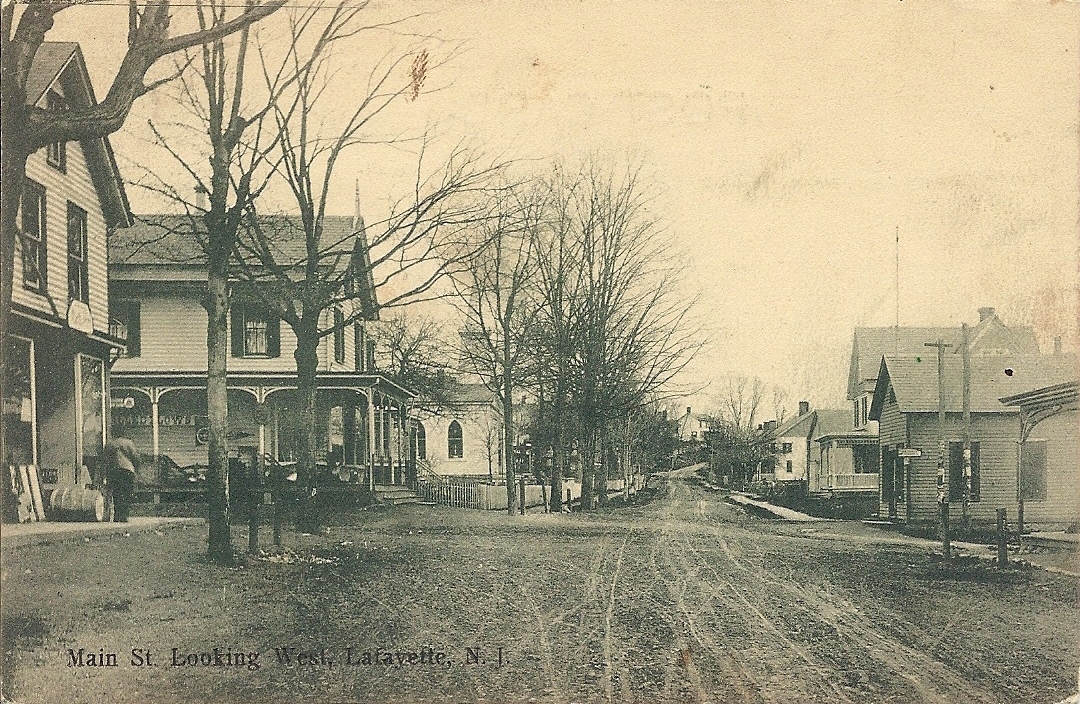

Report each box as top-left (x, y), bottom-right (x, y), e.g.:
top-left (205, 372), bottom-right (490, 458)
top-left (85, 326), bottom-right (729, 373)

top-left (111, 370), bottom-right (415, 400)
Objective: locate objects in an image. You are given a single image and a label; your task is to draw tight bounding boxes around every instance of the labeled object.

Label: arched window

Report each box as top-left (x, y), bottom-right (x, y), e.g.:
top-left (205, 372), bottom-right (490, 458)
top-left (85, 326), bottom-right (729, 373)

top-left (447, 420), bottom-right (463, 459)
top-left (412, 422), bottom-right (427, 460)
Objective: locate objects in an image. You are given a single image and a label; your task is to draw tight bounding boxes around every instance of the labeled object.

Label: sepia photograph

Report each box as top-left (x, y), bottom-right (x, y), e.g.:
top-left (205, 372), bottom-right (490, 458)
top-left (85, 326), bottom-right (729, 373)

top-left (1, 0), bottom-right (1078, 702)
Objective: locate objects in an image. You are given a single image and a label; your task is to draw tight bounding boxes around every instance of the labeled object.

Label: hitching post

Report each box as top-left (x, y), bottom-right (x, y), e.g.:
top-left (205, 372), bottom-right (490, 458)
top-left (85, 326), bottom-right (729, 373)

top-left (996, 508), bottom-right (1008, 568)
top-left (925, 339), bottom-right (952, 559)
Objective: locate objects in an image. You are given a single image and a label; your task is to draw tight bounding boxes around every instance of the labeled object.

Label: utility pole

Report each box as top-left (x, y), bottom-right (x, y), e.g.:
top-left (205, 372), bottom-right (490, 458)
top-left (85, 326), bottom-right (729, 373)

top-left (925, 339), bottom-right (952, 559)
top-left (961, 323), bottom-right (972, 532)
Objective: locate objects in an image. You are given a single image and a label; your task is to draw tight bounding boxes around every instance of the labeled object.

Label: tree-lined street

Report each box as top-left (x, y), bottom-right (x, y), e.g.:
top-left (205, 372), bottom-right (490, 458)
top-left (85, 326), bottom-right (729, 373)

top-left (3, 471), bottom-right (1076, 704)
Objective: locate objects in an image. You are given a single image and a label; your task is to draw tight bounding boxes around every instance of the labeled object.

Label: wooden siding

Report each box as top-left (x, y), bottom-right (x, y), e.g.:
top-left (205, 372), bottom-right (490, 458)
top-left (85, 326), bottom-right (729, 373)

top-left (901, 412), bottom-right (1021, 524)
top-left (1022, 411), bottom-right (1079, 527)
top-left (112, 292), bottom-right (346, 373)
top-left (15, 143), bottom-right (109, 333)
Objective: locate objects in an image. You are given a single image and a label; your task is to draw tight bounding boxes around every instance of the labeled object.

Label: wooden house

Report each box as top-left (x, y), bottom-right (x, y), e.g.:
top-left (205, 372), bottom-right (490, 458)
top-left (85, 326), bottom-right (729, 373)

top-left (107, 211), bottom-right (414, 495)
top-left (869, 352), bottom-right (1076, 525)
top-left (411, 383), bottom-right (503, 479)
top-left (3, 43), bottom-right (132, 504)
top-left (999, 381), bottom-right (1079, 531)
top-left (847, 308), bottom-right (1039, 435)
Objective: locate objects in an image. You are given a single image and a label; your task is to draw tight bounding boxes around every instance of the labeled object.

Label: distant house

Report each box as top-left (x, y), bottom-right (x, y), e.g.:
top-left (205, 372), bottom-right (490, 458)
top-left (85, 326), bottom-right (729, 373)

top-left (4, 43), bottom-right (132, 490)
top-left (676, 407), bottom-right (710, 442)
top-left (869, 352), bottom-right (1076, 525)
top-left (411, 384), bottom-right (502, 479)
top-left (999, 381), bottom-right (1079, 531)
top-left (107, 211), bottom-right (414, 491)
top-left (769, 402), bottom-right (815, 483)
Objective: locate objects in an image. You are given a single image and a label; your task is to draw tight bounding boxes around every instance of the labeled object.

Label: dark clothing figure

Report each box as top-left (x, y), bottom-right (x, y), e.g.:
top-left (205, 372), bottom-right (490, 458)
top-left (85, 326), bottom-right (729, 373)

top-left (105, 437), bottom-right (138, 522)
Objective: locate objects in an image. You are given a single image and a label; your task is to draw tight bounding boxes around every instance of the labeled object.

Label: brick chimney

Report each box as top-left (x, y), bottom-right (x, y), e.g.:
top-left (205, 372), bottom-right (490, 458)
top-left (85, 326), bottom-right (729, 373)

top-left (686, 406), bottom-right (692, 416)
top-left (978, 306), bottom-right (996, 322)
top-left (798, 400), bottom-right (809, 416)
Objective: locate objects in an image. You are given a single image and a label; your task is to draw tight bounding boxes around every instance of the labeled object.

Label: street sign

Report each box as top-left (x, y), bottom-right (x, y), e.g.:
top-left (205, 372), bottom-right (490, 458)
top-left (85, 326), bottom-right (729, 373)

top-left (897, 448), bottom-right (922, 458)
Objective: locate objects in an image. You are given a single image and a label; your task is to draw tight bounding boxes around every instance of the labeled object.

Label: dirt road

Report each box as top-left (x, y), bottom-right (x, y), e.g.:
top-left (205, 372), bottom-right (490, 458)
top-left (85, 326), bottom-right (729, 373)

top-left (2, 474), bottom-right (1077, 703)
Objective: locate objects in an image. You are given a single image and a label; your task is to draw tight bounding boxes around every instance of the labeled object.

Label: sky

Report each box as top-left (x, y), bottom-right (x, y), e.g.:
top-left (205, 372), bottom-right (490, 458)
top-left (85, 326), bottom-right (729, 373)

top-left (45, 0), bottom-right (1080, 416)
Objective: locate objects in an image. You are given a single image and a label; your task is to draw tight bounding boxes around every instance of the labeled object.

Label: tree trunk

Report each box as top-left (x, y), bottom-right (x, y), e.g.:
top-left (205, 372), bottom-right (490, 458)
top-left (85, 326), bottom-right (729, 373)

top-left (548, 377), bottom-right (565, 512)
top-left (204, 262), bottom-right (232, 563)
top-left (597, 436), bottom-right (609, 507)
top-left (502, 344), bottom-right (516, 516)
top-left (581, 431), bottom-right (596, 510)
top-left (294, 325), bottom-right (320, 533)
top-left (0, 133), bottom-right (31, 468)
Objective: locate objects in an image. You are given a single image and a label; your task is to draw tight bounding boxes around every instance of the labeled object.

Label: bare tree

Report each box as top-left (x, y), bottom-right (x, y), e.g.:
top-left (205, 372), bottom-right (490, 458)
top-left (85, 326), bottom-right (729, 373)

top-left (0, 0), bottom-right (282, 475)
top-left (550, 159), bottom-right (700, 508)
top-left (236, 14), bottom-right (504, 531)
top-left (375, 312), bottom-right (455, 409)
top-left (129, 1), bottom-right (364, 561)
top-left (452, 183), bottom-right (542, 515)
top-left (706, 376), bottom-right (774, 488)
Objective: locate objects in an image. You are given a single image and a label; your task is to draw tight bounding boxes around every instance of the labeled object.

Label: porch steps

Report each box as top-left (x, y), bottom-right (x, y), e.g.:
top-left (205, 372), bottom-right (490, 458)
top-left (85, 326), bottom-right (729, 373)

top-left (373, 485), bottom-right (420, 506)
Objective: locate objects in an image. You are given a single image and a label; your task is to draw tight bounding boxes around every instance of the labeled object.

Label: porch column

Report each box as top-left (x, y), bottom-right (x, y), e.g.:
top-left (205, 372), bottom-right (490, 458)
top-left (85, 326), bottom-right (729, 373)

top-left (388, 401), bottom-right (397, 485)
top-left (367, 390), bottom-right (376, 491)
top-left (149, 388), bottom-right (161, 460)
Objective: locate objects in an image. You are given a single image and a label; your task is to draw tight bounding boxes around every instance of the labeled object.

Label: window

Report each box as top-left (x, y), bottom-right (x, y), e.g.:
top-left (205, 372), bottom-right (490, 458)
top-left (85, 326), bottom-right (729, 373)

top-left (785, 460), bottom-right (793, 473)
top-left (45, 91), bottom-right (67, 171)
top-left (781, 442), bottom-right (792, 453)
top-left (447, 420), bottom-right (463, 459)
top-left (412, 422), bottom-right (427, 460)
top-left (20, 180), bottom-right (47, 292)
top-left (109, 301), bottom-right (141, 357)
top-left (948, 441), bottom-right (981, 502)
top-left (67, 202), bottom-right (88, 303)
top-left (231, 305), bottom-right (280, 358)
top-left (333, 309), bottom-right (345, 363)
top-left (860, 397), bottom-right (868, 427)
top-left (1019, 440), bottom-right (1047, 501)
top-left (853, 400), bottom-right (859, 428)
top-left (366, 339), bottom-right (377, 372)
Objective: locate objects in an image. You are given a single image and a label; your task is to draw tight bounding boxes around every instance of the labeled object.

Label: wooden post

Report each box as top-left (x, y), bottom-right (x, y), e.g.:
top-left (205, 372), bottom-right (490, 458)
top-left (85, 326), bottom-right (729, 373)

top-left (961, 323), bottom-right (971, 532)
top-left (996, 508), bottom-right (1008, 568)
top-left (248, 455), bottom-right (260, 555)
top-left (566, 488), bottom-right (572, 511)
top-left (272, 464), bottom-right (283, 547)
top-left (925, 339), bottom-right (952, 559)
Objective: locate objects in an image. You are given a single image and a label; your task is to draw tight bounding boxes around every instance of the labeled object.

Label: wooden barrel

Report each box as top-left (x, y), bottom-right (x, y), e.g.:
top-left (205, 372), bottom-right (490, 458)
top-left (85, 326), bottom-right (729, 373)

top-left (50, 486), bottom-right (106, 522)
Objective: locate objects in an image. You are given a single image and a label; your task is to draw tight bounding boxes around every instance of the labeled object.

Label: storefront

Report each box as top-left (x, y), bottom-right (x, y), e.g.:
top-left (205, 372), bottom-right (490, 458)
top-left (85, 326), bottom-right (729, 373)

top-left (3, 310), bottom-right (120, 491)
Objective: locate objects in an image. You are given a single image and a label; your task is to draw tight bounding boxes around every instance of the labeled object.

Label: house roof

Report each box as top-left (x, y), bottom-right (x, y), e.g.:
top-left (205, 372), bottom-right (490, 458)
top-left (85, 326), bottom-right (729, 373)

top-left (444, 383), bottom-right (497, 405)
top-left (26, 42), bottom-right (132, 229)
top-left (111, 213), bottom-right (379, 318)
top-left (772, 412), bottom-right (815, 439)
top-left (999, 381), bottom-right (1079, 411)
top-left (847, 319), bottom-right (1039, 399)
top-left (813, 409), bottom-right (853, 438)
top-left (870, 353), bottom-right (1078, 417)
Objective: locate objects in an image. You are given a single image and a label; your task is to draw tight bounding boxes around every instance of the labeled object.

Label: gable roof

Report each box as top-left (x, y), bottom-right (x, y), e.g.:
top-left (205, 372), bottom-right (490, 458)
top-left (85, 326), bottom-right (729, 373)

top-left (847, 320), bottom-right (1040, 399)
top-left (870, 353), bottom-right (1078, 417)
top-left (26, 42), bottom-right (132, 229)
top-left (773, 411), bottom-right (815, 439)
top-left (813, 409), bottom-right (853, 438)
top-left (110, 213), bottom-right (379, 319)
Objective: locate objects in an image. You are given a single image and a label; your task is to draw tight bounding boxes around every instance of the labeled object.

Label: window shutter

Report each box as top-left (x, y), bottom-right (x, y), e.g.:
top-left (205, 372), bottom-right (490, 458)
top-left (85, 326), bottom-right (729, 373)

top-left (353, 323), bottom-right (363, 370)
top-left (267, 315), bottom-right (281, 358)
top-left (127, 303), bottom-right (141, 357)
top-left (231, 305), bottom-right (244, 357)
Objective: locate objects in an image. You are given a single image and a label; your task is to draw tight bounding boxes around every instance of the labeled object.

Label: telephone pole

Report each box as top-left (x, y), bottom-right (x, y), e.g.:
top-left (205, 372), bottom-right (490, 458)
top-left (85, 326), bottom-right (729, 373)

top-left (961, 323), bottom-right (972, 532)
top-left (925, 339), bottom-right (952, 559)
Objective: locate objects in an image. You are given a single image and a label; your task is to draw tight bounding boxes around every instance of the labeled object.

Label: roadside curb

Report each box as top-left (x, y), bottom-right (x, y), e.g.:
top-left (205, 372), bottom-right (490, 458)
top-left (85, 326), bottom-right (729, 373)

top-left (0, 517), bottom-right (203, 550)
